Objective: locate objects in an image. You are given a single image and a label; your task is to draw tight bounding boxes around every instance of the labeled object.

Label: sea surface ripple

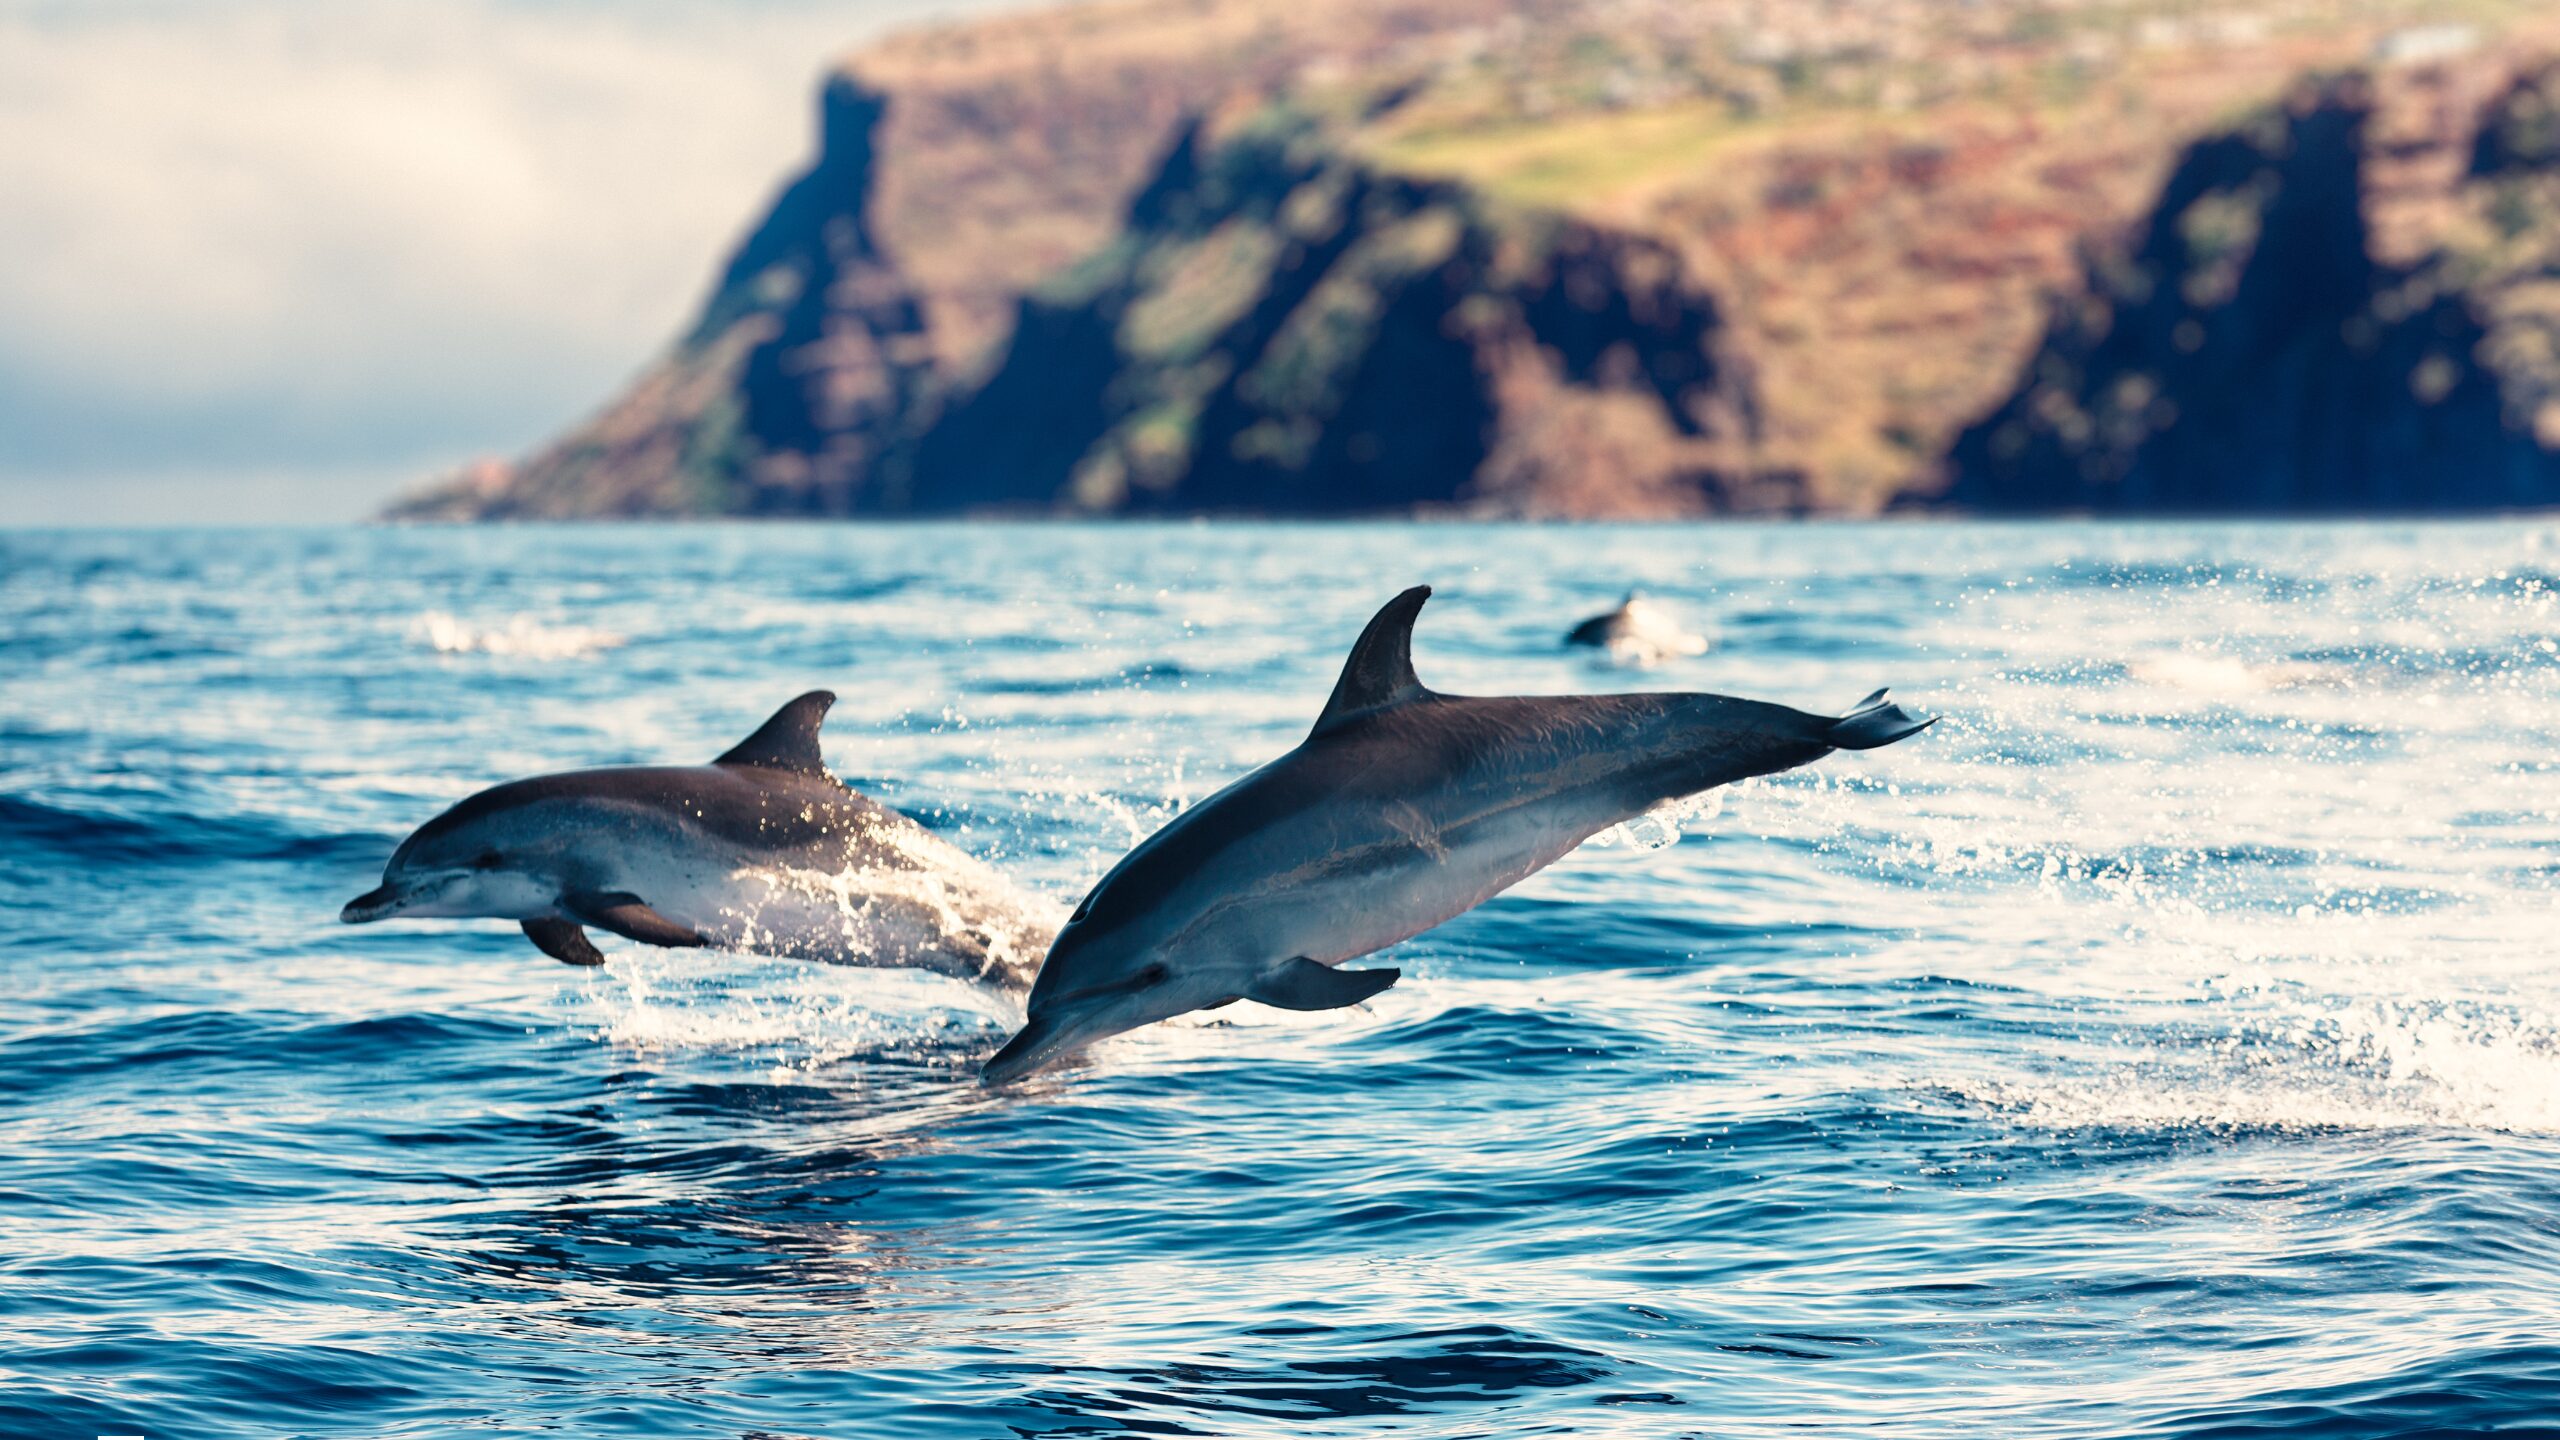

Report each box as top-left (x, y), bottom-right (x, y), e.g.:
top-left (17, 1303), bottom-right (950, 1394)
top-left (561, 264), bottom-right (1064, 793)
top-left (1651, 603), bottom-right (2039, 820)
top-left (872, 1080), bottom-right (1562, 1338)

top-left (2, 522), bottom-right (2556, 1438)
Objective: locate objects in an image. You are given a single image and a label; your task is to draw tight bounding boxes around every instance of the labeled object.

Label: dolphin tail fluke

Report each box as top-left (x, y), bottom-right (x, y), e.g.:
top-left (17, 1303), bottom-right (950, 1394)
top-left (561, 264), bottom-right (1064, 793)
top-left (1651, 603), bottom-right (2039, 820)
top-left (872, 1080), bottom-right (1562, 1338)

top-left (1826, 689), bottom-right (1936, 750)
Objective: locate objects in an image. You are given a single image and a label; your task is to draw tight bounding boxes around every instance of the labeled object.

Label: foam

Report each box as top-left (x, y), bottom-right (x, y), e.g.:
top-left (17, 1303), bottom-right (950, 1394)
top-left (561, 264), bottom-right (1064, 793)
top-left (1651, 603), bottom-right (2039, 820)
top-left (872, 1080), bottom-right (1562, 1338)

top-left (567, 949), bottom-right (1008, 1074)
top-left (1957, 992), bottom-right (2560, 1137)
top-left (411, 610), bottom-right (622, 659)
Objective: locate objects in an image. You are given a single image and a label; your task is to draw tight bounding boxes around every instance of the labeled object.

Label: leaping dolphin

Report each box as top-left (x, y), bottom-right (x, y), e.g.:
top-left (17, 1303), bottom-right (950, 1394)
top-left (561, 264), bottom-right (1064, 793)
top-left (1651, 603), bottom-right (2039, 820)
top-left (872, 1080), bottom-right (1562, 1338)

top-left (983, 587), bottom-right (1933, 1083)
top-left (342, 692), bottom-right (1055, 986)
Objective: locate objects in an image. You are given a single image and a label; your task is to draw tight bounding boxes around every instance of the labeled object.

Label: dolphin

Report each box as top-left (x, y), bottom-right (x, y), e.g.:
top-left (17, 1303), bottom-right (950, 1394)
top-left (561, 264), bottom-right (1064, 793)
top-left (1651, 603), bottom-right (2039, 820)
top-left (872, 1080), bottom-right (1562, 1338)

top-left (342, 691), bottom-right (1055, 985)
top-left (982, 587), bottom-right (1933, 1083)
top-left (1565, 589), bottom-right (1708, 663)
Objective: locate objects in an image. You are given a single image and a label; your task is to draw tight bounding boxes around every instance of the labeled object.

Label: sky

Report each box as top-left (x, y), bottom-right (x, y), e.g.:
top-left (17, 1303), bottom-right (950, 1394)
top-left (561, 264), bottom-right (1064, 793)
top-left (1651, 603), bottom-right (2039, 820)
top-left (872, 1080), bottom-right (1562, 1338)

top-left (0, 0), bottom-right (1013, 525)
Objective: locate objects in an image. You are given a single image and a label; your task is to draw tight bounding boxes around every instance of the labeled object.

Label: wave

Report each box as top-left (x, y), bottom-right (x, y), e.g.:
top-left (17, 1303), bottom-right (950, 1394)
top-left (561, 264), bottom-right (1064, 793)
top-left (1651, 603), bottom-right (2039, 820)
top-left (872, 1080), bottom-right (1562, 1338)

top-left (3, 1009), bottom-right (526, 1101)
top-left (962, 1323), bottom-right (1614, 1427)
top-left (2140, 1344), bottom-right (2560, 1438)
top-left (0, 793), bottom-right (378, 868)
top-left (1956, 994), bottom-right (2560, 1137)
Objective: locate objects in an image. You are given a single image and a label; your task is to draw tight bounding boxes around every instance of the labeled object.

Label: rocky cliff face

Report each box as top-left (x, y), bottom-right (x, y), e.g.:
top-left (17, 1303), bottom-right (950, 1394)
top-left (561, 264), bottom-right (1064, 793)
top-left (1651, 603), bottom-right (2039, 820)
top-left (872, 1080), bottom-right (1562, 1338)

top-left (390, 0), bottom-right (2560, 519)
top-left (396, 0), bottom-right (1508, 520)
top-left (427, 78), bottom-right (939, 518)
top-left (905, 116), bottom-right (1759, 515)
top-left (1945, 67), bottom-right (2560, 510)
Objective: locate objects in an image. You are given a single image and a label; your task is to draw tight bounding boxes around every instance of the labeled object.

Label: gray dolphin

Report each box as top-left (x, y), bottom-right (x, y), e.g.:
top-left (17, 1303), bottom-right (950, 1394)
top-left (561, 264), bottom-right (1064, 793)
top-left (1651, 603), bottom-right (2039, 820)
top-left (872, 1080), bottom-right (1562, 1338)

top-left (342, 692), bottom-right (1055, 985)
top-left (1565, 589), bottom-right (1708, 662)
top-left (983, 587), bottom-right (1933, 1083)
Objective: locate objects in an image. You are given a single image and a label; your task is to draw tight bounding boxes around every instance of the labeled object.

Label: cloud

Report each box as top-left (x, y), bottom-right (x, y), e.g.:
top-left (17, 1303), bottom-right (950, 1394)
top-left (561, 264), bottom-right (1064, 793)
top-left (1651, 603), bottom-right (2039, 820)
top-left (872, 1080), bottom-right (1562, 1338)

top-left (0, 0), bottom-right (997, 522)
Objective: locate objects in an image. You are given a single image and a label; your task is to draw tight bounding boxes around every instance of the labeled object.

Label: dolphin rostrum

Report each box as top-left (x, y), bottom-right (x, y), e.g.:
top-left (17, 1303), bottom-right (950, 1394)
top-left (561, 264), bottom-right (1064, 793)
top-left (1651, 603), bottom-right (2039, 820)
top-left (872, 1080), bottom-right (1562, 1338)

top-left (343, 692), bottom-right (1055, 985)
top-left (982, 587), bottom-right (1933, 1083)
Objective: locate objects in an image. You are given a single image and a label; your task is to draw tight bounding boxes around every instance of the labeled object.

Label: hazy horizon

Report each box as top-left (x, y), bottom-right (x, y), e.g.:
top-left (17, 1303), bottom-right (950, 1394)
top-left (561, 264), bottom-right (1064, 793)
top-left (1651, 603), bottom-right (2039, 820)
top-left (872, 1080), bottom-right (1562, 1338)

top-left (0, 0), bottom-right (1028, 526)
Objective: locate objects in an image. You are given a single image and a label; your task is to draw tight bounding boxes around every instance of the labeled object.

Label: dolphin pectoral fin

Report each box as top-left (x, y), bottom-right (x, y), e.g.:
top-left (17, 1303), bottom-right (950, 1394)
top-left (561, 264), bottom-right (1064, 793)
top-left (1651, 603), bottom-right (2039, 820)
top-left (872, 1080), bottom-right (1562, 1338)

top-left (562, 891), bottom-right (708, 949)
top-left (522, 918), bottom-right (606, 966)
top-left (1246, 958), bottom-right (1400, 1012)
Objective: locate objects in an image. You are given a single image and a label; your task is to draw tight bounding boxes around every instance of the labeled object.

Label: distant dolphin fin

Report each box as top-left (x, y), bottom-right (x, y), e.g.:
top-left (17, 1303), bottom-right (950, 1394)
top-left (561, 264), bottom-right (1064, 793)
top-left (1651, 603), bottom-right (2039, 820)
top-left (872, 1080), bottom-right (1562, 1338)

top-left (1311, 587), bottom-right (1433, 739)
top-left (1826, 691), bottom-right (1937, 750)
top-left (1246, 957), bottom-right (1400, 1011)
top-left (715, 690), bottom-right (836, 774)
top-left (522, 918), bottom-right (606, 966)
top-left (563, 891), bottom-right (708, 949)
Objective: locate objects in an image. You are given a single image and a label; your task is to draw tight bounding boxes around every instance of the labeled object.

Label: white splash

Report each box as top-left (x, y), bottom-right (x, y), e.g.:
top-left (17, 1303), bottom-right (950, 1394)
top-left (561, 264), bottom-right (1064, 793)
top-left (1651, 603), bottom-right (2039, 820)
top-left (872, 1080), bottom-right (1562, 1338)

top-left (711, 838), bottom-right (1061, 988)
top-left (1576, 595), bottom-right (1712, 669)
top-left (412, 610), bottom-right (622, 659)
top-left (2124, 651), bottom-right (2341, 697)
top-left (1957, 992), bottom-right (2560, 1136)
top-left (1586, 788), bottom-right (1728, 853)
top-left (570, 948), bottom-right (1007, 1074)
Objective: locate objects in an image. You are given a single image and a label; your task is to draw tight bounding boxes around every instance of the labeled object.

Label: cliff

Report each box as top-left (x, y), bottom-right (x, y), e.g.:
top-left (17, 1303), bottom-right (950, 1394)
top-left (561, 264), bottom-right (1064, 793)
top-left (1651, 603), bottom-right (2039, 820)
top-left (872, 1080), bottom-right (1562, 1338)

top-left (904, 116), bottom-right (1759, 515)
top-left (389, 0), bottom-right (2560, 519)
top-left (1945, 62), bottom-right (2560, 510)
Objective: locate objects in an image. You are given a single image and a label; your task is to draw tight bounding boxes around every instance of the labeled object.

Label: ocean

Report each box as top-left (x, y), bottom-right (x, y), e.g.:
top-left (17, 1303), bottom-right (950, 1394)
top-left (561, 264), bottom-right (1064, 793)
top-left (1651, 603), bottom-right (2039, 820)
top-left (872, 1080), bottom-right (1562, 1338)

top-left (3, 521), bottom-right (2555, 1437)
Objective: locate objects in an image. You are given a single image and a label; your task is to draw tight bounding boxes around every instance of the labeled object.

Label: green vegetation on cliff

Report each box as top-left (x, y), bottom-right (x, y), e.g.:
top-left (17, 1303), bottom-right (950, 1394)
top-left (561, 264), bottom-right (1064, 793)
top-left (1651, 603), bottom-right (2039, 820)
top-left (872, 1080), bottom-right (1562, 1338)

top-left (389, 0), bottom-right (2560, 519)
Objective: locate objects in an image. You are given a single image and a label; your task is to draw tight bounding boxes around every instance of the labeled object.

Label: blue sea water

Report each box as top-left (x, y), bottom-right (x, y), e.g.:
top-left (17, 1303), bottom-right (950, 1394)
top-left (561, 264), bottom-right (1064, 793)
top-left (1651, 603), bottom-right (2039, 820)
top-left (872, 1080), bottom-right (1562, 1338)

top-left (2, 521), bottom-right (2557, 1438)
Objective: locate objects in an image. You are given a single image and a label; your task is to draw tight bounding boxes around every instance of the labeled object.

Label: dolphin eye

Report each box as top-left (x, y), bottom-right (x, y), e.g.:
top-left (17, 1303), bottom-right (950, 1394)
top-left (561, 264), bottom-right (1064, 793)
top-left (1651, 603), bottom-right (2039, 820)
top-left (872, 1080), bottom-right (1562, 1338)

top-left (1136, 963), bottom-right (1169, 987)
top-left (469, 850), bottom-right (505, 870)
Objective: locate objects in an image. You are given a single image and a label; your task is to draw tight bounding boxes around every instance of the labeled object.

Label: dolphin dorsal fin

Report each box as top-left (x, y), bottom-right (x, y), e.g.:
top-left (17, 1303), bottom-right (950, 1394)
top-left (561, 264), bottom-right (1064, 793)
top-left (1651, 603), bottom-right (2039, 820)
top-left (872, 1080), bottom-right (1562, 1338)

top-left (714, 690), bottom-right (835, 774)
top-left (1311, 587), bottom-right (1433, 739)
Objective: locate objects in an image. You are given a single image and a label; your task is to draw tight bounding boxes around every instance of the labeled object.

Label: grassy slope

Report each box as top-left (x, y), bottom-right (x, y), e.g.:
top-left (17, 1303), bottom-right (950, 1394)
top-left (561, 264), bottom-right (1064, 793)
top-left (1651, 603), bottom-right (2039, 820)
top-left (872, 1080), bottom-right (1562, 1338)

top-left (1342, 0), bottom-right (2556, 509)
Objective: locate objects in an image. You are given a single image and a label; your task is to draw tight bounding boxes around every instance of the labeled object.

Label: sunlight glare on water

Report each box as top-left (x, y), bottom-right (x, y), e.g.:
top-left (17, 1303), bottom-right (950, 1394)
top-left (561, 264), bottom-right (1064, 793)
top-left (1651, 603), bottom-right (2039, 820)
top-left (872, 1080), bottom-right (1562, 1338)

top-left (2, 521), bottom-right (2557, 1436)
